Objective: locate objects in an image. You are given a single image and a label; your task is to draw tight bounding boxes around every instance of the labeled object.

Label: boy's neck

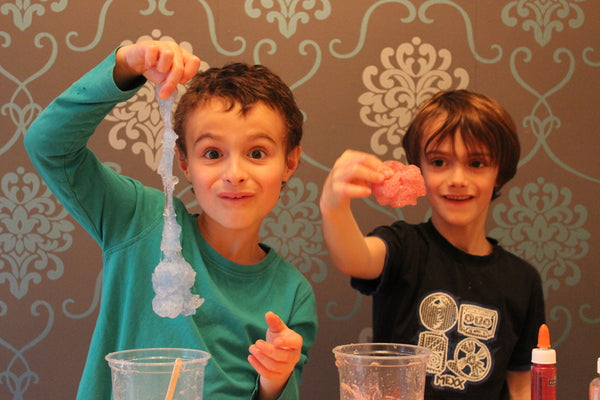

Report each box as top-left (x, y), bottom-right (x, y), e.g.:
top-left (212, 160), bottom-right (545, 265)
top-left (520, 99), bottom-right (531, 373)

top-left (431, 217), bottom-right (493, 256)
top-left (197, 216), bottom-right (267, 264)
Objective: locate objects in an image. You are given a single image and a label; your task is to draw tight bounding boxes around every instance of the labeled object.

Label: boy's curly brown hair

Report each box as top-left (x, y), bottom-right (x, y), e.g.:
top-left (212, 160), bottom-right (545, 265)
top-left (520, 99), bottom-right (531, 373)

top-left (173, 62), bottom-right (303, 157)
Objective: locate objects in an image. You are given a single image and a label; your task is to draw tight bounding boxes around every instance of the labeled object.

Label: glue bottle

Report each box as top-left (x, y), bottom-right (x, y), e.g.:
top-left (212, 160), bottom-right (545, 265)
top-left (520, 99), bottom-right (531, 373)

top-left (590, 357), bottom-right (600, 400)
top-left (531, 323), bottom-right (556, 400)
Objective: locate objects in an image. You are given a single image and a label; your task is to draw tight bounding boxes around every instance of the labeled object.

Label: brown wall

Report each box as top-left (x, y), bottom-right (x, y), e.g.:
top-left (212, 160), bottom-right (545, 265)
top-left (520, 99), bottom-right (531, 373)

top-left (1, 1), bottom-right (598, 399)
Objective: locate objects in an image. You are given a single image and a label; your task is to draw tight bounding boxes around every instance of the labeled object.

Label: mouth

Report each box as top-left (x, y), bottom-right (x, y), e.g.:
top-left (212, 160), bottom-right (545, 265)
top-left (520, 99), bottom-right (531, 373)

top-left (443, 194), bottom-right (473, 201)
top-left (219, 192), bottom-right (253, 200)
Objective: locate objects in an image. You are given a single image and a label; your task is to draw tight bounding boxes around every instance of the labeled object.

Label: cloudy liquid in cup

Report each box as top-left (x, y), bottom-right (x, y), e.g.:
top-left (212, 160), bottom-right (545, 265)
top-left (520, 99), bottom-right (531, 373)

top-left (106, 348), bottom-right (210, 400)
top-left (334, 343), bottom-right (430, 400)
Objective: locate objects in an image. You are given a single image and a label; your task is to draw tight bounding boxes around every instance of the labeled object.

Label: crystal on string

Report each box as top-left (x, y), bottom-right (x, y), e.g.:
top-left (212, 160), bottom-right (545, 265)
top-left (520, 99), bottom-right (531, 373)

top-left (152, 85), bottom-right (204, 318)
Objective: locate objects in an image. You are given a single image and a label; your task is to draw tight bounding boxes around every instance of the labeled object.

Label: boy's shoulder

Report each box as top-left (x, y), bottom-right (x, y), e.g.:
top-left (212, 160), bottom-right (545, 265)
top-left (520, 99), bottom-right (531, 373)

top-left (369, 219), bottom-right (427, 238)
top-left (492, 244), bottom-right (540, 278)
top-left (261, 244), bottom-right (314, 285)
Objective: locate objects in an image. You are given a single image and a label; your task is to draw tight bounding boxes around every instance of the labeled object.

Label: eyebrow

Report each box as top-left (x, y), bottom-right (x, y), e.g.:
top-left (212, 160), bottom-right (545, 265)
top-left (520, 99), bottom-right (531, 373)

top-left (191, 131), bottom-right (280, 147)
top-left (424, 148), bottom-right (492, 159)
top-left (191, 133), bottom-right (215, 148)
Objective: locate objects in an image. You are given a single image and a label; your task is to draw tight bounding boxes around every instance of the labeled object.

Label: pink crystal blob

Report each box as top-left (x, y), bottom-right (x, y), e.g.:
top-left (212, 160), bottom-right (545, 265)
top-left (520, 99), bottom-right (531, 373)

top-left (372, 160), bottom-right (426, 207)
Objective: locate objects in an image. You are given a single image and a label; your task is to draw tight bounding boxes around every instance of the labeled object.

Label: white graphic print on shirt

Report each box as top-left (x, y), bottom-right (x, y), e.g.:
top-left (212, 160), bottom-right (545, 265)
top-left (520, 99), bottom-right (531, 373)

top-left (418, 292), bottom-right (498, 392)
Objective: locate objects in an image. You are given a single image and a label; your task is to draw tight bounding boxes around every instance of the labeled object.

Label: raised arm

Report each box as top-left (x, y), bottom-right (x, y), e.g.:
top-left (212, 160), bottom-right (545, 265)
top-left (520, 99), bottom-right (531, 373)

top-left (319, 150), bottom-right (390, 280)
top-left (24, 41), bottom-right (201, 246)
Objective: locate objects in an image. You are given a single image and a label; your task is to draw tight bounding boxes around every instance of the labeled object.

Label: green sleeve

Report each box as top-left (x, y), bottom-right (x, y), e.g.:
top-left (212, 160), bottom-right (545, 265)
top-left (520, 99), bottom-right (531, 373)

top-left (24, 50), bottom-right (160, 250)
top-left (280, 282), bottom-right (319, 399)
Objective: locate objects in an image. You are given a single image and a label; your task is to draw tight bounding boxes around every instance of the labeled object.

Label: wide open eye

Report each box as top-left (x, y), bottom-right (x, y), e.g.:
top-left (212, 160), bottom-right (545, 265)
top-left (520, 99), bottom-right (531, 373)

top-left (248, 149), bottom-right (267, 160)
top-left (203, 148), bottom-right (222, 160)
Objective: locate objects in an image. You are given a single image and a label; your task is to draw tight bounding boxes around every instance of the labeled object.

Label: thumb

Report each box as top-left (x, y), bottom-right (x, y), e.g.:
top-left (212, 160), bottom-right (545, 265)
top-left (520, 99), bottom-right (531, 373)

top-left (265, 311), bottom-right (287, 334)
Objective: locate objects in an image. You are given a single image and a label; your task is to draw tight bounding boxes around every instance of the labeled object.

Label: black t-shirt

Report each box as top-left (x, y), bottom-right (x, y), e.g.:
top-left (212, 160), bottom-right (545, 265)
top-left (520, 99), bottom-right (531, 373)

top-left (352, 220), bottom-right (545, 400)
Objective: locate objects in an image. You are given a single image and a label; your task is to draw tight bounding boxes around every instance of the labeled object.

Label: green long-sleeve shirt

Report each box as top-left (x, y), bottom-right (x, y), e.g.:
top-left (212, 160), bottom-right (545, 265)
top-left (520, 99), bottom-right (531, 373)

top-left (25, 50), bottom-right (318, 400)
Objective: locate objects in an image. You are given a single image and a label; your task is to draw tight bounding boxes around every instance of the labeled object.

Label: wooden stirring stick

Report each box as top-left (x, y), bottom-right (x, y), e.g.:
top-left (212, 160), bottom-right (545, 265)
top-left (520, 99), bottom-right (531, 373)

top-left (165, 357), bottom-right (183, 400)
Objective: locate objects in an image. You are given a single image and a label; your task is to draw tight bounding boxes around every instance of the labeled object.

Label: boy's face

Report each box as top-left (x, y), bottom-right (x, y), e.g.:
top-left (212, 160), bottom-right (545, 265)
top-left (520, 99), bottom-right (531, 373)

top-left (419, 117), bottom-right (499, 234)
top-left (177, 98), bottom-right (300, 235)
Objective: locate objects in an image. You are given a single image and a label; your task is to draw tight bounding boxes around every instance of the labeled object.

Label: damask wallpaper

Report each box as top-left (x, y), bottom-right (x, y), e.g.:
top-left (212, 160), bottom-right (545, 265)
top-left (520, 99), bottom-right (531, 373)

top-left (1, 1), bottom-right (598, 399)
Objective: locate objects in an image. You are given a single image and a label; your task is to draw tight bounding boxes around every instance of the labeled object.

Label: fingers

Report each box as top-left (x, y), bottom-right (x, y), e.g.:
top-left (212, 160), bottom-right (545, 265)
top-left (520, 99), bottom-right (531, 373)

top-left (336, 150), bottom-right (388, 183)
top-left (181, 50), bottom-right (201, 83)
top-left (119, 40), bottom-right (200, 99)
top-left (248, 312), bottom-right (303, 380)
top-left (265, 312), bottom-right (302, 348)
top-left (150, 46), bottom-right (178, 99)
top-left (147, 43), bottom-right (200, 99)
top-left (249, 339), bottom-right (300, 365)
top-left (321, 150), bottom-right (388, 209)
top-left (248, 338), bottom-right (301, 381)
top-left (248, 353), bottom-right (281, 381)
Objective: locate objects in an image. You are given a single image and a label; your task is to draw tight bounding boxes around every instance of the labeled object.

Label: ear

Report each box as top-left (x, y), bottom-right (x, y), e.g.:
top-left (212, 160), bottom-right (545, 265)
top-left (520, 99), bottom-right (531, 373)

top-left (175, 146), bottom-right (191, 181)
top-left (283, 145), bottom-right (302, 181)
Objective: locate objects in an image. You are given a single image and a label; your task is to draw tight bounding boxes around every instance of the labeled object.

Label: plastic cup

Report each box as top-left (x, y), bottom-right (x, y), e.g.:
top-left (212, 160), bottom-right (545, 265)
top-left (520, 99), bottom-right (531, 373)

top-left (333, 343), bottom-right (431, 400)
top-left (105, 348), bottom-right (211, 400)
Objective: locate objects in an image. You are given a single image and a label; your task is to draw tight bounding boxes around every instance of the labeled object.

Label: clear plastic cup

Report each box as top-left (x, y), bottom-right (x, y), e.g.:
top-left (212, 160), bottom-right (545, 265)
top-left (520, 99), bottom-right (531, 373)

top-left (333, 343), bottom-right (431, 400)
top-left (105, 348), bottom-right (211, 400)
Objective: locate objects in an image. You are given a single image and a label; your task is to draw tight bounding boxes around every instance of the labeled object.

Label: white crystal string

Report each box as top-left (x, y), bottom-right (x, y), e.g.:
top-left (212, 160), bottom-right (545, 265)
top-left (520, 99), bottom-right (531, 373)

top-left (151, 85), bottom-right (204, 318)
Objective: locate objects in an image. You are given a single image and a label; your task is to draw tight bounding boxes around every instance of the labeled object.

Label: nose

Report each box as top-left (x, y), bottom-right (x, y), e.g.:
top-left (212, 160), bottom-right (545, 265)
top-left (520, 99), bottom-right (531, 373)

top-left (222, 156), bottom-right (247, 184)
top-left (448, 164), bottom-right (468, 187)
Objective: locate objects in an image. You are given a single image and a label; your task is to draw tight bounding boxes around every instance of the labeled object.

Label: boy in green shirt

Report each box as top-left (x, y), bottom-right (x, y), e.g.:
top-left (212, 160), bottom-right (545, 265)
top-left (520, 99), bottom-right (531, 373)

top-left (26, 40), bottom-right (317, 400)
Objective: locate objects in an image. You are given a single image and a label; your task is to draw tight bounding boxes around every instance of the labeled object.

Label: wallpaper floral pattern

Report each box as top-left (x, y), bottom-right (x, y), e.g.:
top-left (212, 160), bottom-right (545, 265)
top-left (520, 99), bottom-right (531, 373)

top-left (0, 1), bottom-right (598, 399)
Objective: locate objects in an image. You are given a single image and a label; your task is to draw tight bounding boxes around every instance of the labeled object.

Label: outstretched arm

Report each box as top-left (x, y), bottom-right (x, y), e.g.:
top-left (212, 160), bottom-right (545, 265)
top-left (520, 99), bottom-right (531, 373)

top-left (319, 150), bottom-right (390, 279)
